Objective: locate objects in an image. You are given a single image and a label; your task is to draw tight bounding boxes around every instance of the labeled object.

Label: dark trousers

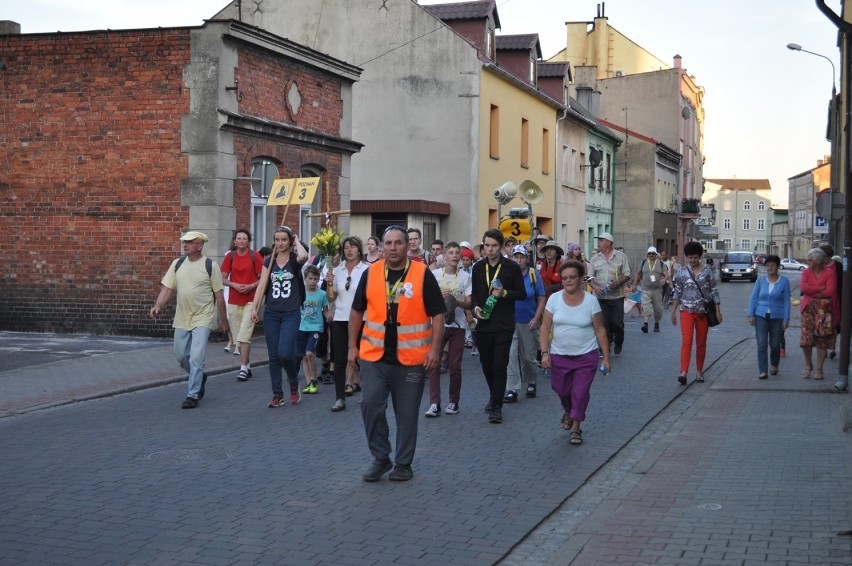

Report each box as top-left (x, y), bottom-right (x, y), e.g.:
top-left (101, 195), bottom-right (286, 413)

top-left (427, 327), bottom-right (465, 405)
top-left (331, 321), bottom-right (349, 400)
top-left (598, 297), bottom-right (625, 347)
top-left (474, 329), bottom-right (514, 408)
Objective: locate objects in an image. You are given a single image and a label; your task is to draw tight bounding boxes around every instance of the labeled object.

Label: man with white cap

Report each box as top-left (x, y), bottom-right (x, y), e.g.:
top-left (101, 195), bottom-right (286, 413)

top-left (632, 246), bottom-right (668, 333)
top-left (150, 231), bottom-right (229, 409)
top-left (588, 232), bottom-right (631, 354)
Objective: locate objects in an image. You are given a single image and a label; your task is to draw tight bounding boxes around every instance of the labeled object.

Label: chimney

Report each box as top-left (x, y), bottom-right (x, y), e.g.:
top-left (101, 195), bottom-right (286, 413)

top-left (673, 54), bottom-right (683, 69)
top-left (0, 21), bottom-right (21, 35)
top-left (575, 85), bottom-right (601, 117)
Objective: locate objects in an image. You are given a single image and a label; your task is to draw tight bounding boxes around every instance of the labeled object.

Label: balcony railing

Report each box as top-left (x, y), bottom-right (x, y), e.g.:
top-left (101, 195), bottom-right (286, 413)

top-left (681, 198), bottom-right (701, 215)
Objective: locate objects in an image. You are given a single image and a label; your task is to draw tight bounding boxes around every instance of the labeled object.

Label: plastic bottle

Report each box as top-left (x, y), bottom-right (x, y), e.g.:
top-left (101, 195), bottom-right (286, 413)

top-left (599, 364), bottom-right (609, 375)
top-left (479, 278), bottom-right (501, 319)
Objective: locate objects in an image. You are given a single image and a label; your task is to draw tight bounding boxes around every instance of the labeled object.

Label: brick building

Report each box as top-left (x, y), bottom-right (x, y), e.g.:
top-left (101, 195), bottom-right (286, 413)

top-left (0, 19), bottom-right (362, 336)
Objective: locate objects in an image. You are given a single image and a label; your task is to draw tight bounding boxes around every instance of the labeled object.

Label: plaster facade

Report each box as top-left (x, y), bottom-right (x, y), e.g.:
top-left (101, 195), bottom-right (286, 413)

top-left (703, 179), bottom-right (773, 256)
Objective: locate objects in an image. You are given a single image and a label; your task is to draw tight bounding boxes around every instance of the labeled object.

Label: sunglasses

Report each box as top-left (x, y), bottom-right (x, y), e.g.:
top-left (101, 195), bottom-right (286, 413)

top-left (345, 276), bottom-right (351, 291)
top-left (382, 224), bottom-right (407, 238)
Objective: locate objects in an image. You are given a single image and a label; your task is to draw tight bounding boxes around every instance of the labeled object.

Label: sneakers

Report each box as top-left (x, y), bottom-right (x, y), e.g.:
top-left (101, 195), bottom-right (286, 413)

top-left (197, 373), bottom-right (208, 400)
top-left (331, 398), bottom-right (346, 412)
top-left (503, 390), bottom-right (518, 403)
top-left (237, 368), bottom-right (252, 382)
top-left (445, 402), bottom-right (459, 414)
top-left (362, 459), bottom-right (393, 482)
top-left (181, 397), bottom-right (199, 409)
top-left (289, 384), bottom-right (302, 405)
top-left (471, 347), bottom-right (478, 356)
top-left (488, 406), bottom-right (503, 424)
top-left (268, 394), bottom-right (283, 408)
top-left (424, 403), bottom-right (441, 418)
top-left (526, 383), bottom-right (537, 398)
top-left (388, 464), bottom-right (414, 482)
top-left (654, 322), bottom-right (660, 332)
top-left (302, 381), bottom-right (319, 394)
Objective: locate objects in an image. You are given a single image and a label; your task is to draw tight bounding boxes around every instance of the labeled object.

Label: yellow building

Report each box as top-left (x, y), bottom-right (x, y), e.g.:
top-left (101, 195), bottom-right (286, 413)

top-left (478, 64), bottom-right (559, 239)
top-left (550, 8), bottom-right (669, 79)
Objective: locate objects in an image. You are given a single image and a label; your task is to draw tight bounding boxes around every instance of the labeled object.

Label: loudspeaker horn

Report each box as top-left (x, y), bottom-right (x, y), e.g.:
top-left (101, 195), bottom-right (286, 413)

top-left (493, 181), bottom-right (518, 205)
top-left (518, 180), bottom-right (543, 205)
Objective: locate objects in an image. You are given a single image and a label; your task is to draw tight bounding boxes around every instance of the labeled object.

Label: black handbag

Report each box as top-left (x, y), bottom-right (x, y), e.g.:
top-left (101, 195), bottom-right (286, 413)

top-left (687, 268), bottom-right (720, 327)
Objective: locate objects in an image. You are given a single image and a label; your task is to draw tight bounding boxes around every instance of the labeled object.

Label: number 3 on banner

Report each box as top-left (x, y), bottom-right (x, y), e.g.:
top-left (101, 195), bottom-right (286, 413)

top-left (499, 218), bottom-right (531, 241)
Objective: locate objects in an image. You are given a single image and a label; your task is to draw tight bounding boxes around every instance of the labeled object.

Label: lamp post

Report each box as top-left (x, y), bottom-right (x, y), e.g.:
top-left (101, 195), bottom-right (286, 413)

top-left (787, 42), bottom-right (839, 247)
top-left (787, 42), bottom-right (836, 96)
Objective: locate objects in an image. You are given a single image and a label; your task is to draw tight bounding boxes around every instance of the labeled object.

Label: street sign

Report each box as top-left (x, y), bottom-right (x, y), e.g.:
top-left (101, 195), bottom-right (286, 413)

top-left (814, 215), bottom-right (829, 234)
top-left (266, 177), bottom-right (320, 206)
top-left (815, 190), bottom-right (846, 220)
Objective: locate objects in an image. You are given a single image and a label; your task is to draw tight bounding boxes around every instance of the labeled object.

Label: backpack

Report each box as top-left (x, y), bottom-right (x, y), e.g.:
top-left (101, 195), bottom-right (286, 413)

top-left (174, 256), bottom-right (215, 303)
top-left (222, 249), bottom-right (260, 280)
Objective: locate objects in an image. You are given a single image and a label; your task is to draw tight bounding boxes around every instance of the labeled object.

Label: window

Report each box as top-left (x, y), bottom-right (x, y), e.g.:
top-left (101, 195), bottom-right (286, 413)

top-left (742, 218), bottom-right (750, 231)
top-left (757, 218), bottom-right (765, 231)
top-left (723, 199), bottom-right (732, 211)
top-left (723, 238), bottom-right (732, 250)
top-left (604, 152), bottom-right (611, 192)
top-left (541, 129), bottom-right (550, 174)
top-left (755, 239), bottom-right (765, 252)
top-left (521, 118), bottom-right (529, 168)
top-left (489, 105), bottom-right (500, 159)
top-left (486, 29), bottom-right (495, 59)
top-left (529, 56), bottom-right (536, 83)
top-left (743, 200), bottom-right (751, 211)
top-left (723, 218), bottom-right (731, 230)
top-left (740, 239), bottom-right (751, 250)
top-left (249, 159), bottom-right (280, 248)
top-left (758, 201), bottom-right (765, 211)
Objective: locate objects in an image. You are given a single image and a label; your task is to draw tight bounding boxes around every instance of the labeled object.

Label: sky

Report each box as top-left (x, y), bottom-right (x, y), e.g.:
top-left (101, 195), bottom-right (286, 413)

top-left (3, 0), bottom-right (843, 208)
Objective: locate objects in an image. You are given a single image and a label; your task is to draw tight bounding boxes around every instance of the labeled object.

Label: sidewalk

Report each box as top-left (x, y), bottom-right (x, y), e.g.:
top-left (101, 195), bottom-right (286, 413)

top-left (507, 333), bottom-right (852, 565)
top-left (0, 335), bottom-right (270, 417)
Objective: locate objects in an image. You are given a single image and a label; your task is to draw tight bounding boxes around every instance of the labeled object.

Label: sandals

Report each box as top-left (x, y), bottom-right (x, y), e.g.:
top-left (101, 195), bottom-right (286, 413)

top-left (696, 374), bottom-right (705, 383)
top-left (814, 370), bottom-right (824, 380)
top-left (770, 366), bottom-right (779, 376)
top-left (569, 430), bottom-right (583, 445)
top-left (677, 374), bottom-right (687, 385)
top-left (802, 367), bottom-right (813, 379)
top-left (352, 383), bottom-right (362, 393)
top-left (561, 413), bottom-right (573, 430)
top-left (344, 383), bottom-right (354, 397)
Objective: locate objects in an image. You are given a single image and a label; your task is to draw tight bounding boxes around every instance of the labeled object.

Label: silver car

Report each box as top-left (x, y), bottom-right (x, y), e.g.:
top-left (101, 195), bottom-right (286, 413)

top-left (780, 258), bottom-right (806, 271)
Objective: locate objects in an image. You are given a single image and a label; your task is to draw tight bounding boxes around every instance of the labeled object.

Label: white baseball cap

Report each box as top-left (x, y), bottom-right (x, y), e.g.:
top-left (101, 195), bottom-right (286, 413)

top-left (647, 246), bottom-right (658, 254)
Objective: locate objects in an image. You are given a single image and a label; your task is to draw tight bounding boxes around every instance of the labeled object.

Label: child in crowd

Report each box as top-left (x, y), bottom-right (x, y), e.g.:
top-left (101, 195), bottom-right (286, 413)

top-left (299, 265), bottom-right (330, 394)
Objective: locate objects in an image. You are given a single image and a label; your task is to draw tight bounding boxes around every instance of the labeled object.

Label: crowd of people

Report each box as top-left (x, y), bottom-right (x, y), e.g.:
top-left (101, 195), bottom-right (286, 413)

top-left (149, 223), bottom-right (846, 481)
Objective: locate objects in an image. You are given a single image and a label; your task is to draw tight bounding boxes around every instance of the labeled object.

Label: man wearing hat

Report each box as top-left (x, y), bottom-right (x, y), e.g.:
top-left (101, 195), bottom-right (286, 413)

top-left (538, 240), bottom-right (564, 298)
top-left (632, 246), bottom-right (668, 333)
top-left (588, 232), bottom-right (631, 354)
top-left (150, 231), bottom-right (230, 409)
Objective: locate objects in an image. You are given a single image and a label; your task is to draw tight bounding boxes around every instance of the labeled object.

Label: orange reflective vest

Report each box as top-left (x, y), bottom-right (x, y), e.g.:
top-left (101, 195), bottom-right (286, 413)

top-left (359, 260), bottom-right (432, 365)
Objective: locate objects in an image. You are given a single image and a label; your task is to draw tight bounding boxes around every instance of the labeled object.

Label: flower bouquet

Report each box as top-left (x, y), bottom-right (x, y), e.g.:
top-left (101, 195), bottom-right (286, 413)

top-left (311, 226), bottom-right (343, 268)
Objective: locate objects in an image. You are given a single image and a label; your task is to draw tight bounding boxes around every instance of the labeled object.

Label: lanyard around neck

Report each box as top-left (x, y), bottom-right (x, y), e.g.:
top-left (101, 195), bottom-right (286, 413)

top-left (485, 261), bottom-right (502, 289)
top-left (385, 260), bottom-right (411, 304)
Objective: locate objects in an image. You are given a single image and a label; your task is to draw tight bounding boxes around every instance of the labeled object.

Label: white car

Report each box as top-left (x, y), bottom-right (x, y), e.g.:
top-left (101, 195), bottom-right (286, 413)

top-left (780, 258), bottom-right (806, 271)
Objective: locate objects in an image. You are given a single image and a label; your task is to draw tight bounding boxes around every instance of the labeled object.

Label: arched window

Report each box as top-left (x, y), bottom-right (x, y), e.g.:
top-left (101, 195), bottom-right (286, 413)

top-left (757, 200), bottom-right (765, 211)
top-left (249, 159), bottom-right (280, 248)
top-left (743, 200), bottom-right (751, 211)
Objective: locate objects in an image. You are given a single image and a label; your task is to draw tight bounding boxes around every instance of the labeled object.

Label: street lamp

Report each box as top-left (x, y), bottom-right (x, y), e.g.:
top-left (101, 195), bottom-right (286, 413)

top-left (787, 42), bottom-right (837, 96)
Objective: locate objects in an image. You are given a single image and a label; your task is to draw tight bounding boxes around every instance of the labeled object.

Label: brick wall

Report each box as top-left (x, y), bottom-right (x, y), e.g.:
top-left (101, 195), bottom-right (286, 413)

top-left (0, 30), bottom-right (192, 336)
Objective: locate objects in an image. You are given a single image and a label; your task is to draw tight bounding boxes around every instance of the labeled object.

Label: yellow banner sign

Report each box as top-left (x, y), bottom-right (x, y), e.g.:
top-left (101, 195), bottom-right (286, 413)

top-left (265, 177), bottom-right (320, 206)
top-left (499, 217), bottom-right (532, 241)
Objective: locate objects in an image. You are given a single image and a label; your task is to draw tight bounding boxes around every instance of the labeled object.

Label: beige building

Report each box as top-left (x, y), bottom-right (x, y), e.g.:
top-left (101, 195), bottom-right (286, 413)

top-left (787, 158), bottom-right (831, 260)
top-left (552, 6), bottom-right (705, 258)
top-left (703, 179), bottom-right (773, 255)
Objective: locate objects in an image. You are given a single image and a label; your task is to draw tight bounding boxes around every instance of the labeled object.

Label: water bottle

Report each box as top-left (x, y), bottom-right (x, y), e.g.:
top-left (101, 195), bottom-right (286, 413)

top-left (479, 278), bottom-right (501, 320)
top-left (604, 279), bottom-right (613, 296)
top-left (599, 364), bottom-right (609, 375)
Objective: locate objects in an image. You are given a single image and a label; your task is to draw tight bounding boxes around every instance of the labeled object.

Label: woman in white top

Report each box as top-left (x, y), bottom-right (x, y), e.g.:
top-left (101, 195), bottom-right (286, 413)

top-left (325, 236), bottom-right (369, 412)
top-left (539, 260), bottom-right (611, 446)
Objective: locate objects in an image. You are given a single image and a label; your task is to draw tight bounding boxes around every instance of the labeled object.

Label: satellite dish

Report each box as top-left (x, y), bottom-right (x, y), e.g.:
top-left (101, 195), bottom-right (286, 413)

top-left (589, 148), bottom-right (602, 168)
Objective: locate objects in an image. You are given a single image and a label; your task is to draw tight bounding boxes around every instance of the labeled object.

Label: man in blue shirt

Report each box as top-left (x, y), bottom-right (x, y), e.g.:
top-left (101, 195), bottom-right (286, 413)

top-left (505, 245), bottom-right (546, 402)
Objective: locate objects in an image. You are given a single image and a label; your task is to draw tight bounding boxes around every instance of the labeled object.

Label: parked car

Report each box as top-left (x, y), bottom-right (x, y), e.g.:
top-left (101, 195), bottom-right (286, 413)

top-left (720, 251), bottom-right (757, 282)
top-left (780, 258), bottom-right (806, 271)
